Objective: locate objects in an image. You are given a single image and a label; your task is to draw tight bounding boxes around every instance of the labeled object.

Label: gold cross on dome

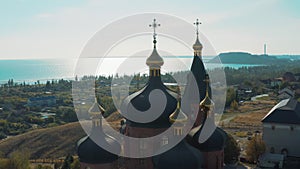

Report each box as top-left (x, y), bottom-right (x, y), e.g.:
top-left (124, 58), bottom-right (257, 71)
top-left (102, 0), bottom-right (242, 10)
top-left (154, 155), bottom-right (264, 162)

top-left (194, 19), bottom-right (202, 35)
top-left (149, 18), bottom-right (161, 40)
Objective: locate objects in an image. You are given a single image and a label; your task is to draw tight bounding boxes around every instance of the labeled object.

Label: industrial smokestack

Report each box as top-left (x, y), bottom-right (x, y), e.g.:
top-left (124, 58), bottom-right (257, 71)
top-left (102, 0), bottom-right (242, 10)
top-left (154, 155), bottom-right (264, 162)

top-left (264, 44), bottom-right (267, 55)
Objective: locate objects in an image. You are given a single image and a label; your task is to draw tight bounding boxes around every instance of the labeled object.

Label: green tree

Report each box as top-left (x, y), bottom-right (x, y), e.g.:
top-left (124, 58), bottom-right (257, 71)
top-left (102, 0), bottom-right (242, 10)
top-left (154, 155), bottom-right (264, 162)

top-left (224, 134), bottom-right (240, 164)
top-left (7, 150), bottom-right (31, 169)
top-left (34, 164), bottom-right (43, 169)
top-left (226, 88), bottom-right (236, 107)
top-left (70, 158), bottom-right (81, 169)
top-left (61, 154), bottom-right (74, 169)
top-left (245, 135), bottom-right (266, 163)
top-left (279, 82), bottom-right (289, 90)
top-left (0, 132), bottom-right (7, 139)
top-left (45, 81), bottom-right (51, 89)
top-left (230, 100), bottom-right (239, 110)
top-left (34, 165), bottom-right (52, 169)
top-left (0, 159), bottom-right (9, 169)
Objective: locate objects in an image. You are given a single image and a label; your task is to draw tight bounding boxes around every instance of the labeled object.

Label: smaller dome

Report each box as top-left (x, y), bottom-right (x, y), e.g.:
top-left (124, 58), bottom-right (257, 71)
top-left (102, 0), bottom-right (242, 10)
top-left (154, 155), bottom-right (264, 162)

top-left (200, 94), bottom-right (214, 109)
top-left (77, 100), bottom-right (121, 164)
top-left (89, 99), bottom-right (105, 114)
top-left (153, 140), bottom-right (204, 169)
top-left (198, 126), bottom-right (227, 152)
top-left (120, 78), bottom-right (177, 129)
top-left (77, 134), bottom-right (121, 164)
top-left (146, 47), bottom-right (164, 68)
top-left (200, 74), bottom-right (214, 109)
top-left (169, 101), bottom-right (188, 124)
top-left (187, 119), bottom-right (227, 152)
top-left (193, 37), bottom-right (203, 51)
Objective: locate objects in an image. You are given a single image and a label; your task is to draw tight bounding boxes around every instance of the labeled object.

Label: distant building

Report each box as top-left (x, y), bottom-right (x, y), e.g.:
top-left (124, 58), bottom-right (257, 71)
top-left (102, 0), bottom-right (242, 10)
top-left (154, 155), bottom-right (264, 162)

top-left (278, 87), bottom-right (295, 100)
top-left (294, 73), bottom-right (300, 81)
top-left (282, 72), bottom-right (296, 82)
top-left (236, 85), bottom-right (254, 101)
top-left (260, 78), bottom-right (282, 88)
top-left (27, 96), bottom-right (56, 107)
top-left (262, 98), bottom-right (300, 157)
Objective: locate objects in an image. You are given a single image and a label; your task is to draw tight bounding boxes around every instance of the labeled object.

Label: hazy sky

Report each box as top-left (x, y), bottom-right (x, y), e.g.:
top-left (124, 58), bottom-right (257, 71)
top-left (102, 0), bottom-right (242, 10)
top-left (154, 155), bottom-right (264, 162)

top-left (0, 0), bottom-right (300, 59)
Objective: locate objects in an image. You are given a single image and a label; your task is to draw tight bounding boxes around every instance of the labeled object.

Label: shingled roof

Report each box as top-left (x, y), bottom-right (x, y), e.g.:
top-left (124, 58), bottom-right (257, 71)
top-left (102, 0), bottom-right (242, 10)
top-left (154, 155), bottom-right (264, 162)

top-left (262, 99), bottom-right (300, 124)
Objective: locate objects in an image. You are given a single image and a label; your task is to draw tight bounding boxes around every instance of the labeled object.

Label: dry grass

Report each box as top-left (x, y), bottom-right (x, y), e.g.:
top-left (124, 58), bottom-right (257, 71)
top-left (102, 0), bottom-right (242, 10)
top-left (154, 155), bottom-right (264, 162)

top-left (0, 112), bottom-right (124, 160)
top-left (0, 122), bottom-right (86, 159)
top-left (230, 110), bottom-right (270, 127)
top-left (222, 99), bottom-right (277, 132)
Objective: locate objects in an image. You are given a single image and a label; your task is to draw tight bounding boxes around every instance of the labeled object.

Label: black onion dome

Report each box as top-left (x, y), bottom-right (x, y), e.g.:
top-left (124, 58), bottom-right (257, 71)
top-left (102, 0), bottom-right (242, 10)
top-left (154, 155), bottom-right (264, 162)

top-left (121, 77), bottom-right (177, 128)
top-left (181, 55), bottom-right (209, 115)
top-left (77, 100), bottom-right (121, 164)
top-left (77, 132), bottom-right (121, 164)
top-left (190, 54), bottom-right (208, 101)
top-left (153, 140), bottom-right (204, 169)
top-left (187, 120), bottom-right (227, 152)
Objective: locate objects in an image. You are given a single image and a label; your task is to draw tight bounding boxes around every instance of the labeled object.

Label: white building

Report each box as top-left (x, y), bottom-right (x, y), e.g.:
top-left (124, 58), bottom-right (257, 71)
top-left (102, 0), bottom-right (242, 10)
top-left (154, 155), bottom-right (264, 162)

top-left (262, 98), bottom-right (300, 157)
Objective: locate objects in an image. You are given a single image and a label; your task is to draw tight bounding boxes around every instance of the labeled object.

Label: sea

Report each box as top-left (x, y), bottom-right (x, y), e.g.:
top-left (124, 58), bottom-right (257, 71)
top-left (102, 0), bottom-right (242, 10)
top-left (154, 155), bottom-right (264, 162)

top-left (0, 59), bottom-right (76, 84)
top-left (0, 58), bottom-right (263, 85)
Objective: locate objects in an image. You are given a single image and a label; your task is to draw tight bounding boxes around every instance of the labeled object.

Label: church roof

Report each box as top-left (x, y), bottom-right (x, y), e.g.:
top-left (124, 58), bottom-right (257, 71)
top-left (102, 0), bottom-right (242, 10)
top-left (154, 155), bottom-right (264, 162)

top-left (146, 47), bottom-right (164, 68)
top-left (77, 133), bottom-right (121, 164)
top-left (121, 77), bottom-right (177, 128)
top-left (152, 140), bottom-right (204, 169)
top-left (181, 54), bottom-right (208, 114)
top-left (187, 118), bottom-right (227, 152)
top-left (262, 98), bottom-right (300, 124)
top-left (120, 19), bottom-right (177, 129)
top-left (89, 100), bottom-right (105, 114)
top-left (193, 37), bottom-right (203, 50)
top-left (77, 100), bottom-right (121, 164)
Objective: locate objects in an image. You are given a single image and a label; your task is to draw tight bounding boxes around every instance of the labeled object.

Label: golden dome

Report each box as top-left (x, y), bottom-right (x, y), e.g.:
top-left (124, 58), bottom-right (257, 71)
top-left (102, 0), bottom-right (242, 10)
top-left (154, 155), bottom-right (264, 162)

top-left (200, 94), bottom-right (214, 109)
top-left (146, 47), bottom-right (164, 68)
top-left (193, 37), bottom-right (203, 51)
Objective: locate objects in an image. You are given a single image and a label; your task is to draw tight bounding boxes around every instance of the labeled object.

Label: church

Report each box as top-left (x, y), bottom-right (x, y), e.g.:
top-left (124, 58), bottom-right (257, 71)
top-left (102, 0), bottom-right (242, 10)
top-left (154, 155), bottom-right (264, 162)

top-left (77, 18), bottom-right (227, 169)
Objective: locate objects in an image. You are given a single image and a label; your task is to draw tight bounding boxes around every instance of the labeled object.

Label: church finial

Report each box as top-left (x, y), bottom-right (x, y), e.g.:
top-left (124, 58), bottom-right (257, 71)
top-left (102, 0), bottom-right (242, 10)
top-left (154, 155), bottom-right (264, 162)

top-left (146, 19), bottom-right (164, 76)
top-left (193, 19), bottom-right (203, 57)
top-left (149, 18), bottom-right (160, 48)
top-left (204, 74), bottom-right (210, 97)
top-left (194, 19), bottom-right (202, 37)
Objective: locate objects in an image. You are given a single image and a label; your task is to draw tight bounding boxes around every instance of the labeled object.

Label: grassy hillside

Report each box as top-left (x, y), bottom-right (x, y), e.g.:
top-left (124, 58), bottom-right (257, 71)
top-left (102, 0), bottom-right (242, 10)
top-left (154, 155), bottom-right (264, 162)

top-left (0, 111), bottom-right (123, 159)
top-left (0, 122), bottom-right (86, 159)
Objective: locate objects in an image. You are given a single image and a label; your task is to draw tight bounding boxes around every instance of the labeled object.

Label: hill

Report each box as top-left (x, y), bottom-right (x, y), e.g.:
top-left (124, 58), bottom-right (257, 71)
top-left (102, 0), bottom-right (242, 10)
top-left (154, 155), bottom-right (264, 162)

top-left (0, 111), bottom-right (123, 159)
top-left (209, 52), bottom-right (283, 65)
top-left (0, 122), bottom-right (86, 159)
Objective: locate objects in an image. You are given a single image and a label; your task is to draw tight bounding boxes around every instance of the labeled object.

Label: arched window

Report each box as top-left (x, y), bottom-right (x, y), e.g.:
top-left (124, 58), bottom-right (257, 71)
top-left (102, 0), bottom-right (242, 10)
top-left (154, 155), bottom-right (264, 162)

top-left (281, 149), bottom-right (288, 157)
top-left (271, 125), bottom-right (275, 130)
top-left (270, 147), bottom-right (275, 153)
top-left (161, 136), bottom-right (168, 146)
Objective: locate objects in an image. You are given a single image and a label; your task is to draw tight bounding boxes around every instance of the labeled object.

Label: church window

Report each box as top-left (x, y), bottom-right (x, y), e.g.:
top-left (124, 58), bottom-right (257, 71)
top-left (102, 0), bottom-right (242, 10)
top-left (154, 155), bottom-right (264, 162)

top-left (270, 147), bottom-right (275, 153)
top-left (161, 136), bottom-right (168, 146)
top-left (290, 126), bottom-right (294, 131)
